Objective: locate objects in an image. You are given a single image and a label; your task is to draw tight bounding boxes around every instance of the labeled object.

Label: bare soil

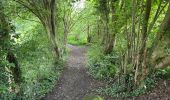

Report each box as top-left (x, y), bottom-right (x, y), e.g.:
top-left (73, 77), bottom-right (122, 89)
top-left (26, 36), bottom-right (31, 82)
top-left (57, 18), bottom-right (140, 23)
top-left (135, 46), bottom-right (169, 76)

top-left (41, 45), bottom-right (104, 100)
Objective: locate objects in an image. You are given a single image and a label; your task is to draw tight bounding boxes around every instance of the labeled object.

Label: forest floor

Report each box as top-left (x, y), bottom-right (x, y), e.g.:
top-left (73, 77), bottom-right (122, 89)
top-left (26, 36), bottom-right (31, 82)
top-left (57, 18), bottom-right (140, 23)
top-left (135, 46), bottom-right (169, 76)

top-left (41, 45), bottom-right (104, 100)
top-left (104, 79), bottom-right (170, 100)
top-left (131, 79), bottom-right (170, 100)
top-left (42, 45), bottom-right (170, 100)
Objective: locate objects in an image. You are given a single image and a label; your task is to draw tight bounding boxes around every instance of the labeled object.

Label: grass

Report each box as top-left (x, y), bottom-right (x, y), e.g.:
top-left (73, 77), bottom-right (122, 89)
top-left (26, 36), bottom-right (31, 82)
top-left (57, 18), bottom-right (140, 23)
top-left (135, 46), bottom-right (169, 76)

top-left (67, 34), bottom-right (87, 45)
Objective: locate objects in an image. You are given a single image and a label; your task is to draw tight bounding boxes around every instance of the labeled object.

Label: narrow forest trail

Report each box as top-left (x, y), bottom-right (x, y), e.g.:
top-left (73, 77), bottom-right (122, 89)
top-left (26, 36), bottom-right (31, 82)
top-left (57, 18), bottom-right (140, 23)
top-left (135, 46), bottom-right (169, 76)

top-left (42, 45), bottom-right (104, 100)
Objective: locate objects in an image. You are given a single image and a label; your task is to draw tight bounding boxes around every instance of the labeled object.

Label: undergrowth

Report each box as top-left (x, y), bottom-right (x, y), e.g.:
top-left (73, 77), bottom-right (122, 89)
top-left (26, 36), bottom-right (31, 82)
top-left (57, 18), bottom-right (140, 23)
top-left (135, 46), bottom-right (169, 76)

top-left (0, 23), bottom-right (65, 99)
top-left (96, 75), bottom-right (156, 98)
top-left (18, 24), bottom-right (64, 99)
top-left (86, 45), bottom-right (118, 80)
top-left (87, 45), bottom-right (170, 98)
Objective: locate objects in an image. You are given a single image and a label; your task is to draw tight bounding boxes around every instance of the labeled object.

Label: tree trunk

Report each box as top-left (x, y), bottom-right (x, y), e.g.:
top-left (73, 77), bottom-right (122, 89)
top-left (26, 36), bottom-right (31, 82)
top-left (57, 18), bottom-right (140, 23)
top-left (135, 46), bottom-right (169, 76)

top-left (104, 0), bottom-right (116, 54)
top-left (135, 0), bottom-right (152, 86)
top-left (44, 0), bottom-right (60, 59)
top-left (7, 52), bottom-right (22, 85)
top-left (104, 34), bottom-right (116, 54)
top-left (63, 26), bottom-right (68, 46)
top-left (87, 23), bottom-right (92, 43)
top-left (45, 24), bottom-right (60, 59)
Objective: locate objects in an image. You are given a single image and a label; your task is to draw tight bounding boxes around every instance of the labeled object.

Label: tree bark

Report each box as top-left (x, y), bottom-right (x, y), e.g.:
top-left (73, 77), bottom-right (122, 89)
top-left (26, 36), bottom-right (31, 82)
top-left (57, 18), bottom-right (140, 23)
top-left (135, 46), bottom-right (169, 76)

top-left (135, 0), bottom-right (152, 86)
top-left (45, 24), bottom-right (60, 59)
top-left (87, 23), bottom-right (92, 43)
top-left (104, 0), bottom-right (116, 54)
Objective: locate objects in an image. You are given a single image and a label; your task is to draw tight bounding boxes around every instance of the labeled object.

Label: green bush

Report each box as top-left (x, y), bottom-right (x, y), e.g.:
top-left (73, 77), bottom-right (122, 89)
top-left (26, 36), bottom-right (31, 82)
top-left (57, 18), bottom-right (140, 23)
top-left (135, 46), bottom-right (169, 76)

top-left (15, 25), bottom-right (64, 99)
top-left (86, 44), bottom-right (157, 98)
top-left (156, 66), bottom-right (170, 80)
top-left (68, 34), bottom-right (87, 45)
top-left (0, 23), bottom-right (64, 99)
top-left (87, 45), bottom-right (118, 79)
top-left (97, 75), bottom-right (155, 98)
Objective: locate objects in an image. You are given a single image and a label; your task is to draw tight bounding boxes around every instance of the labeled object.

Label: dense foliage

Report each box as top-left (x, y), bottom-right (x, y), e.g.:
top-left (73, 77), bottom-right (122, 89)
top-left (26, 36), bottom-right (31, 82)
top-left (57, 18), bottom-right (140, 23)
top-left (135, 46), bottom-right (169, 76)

top-left (0, 0), bottom-right (65, 99)
top-left (86, 0), bottom-right (170, 98)
top-left (0, 0), bottom-right (170, 99)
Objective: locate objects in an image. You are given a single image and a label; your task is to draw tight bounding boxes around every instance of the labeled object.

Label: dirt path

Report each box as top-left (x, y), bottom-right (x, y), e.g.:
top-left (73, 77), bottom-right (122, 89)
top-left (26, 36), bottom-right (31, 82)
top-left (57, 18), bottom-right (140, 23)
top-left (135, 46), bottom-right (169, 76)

top-left (42, 45), bottom-right (104, 100)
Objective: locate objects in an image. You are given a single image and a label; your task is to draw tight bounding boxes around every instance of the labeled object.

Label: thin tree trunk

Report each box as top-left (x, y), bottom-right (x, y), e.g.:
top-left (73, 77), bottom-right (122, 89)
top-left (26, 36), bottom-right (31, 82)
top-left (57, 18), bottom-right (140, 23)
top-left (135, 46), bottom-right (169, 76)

top-left (135, 0), bottom-right (152, 86)
top-left (45, 24), bottom-right (60, 59)
top-left (104, 0), bottom-right (116, 54)
top-left (87, 23), bottom-right (91, 43)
